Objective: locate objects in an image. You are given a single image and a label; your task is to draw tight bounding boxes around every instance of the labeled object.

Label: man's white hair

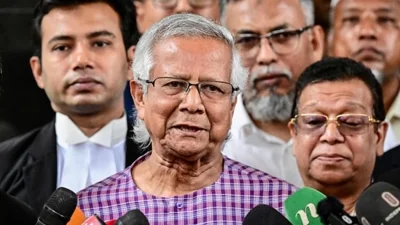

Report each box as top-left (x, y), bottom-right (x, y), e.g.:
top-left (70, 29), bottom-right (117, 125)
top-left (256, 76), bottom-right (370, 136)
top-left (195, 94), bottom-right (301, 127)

top-left (132, 13), bottom-right (248, 147)
top-left (221, 0), bottom-right (315, 26)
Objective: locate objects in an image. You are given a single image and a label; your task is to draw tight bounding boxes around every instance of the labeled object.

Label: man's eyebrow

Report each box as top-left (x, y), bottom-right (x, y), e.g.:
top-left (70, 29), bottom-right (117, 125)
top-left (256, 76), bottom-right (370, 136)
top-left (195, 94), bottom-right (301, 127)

top-left (235, 24), bottom-right (290, 36)
top-left (268, 24), bottom-right (289, 32)
top-left (86, 30), bottom-right (116, 39)
top-left (374, 8), bottom-right (394, 14)
top-left (48, 35), bottom-right (74, 45)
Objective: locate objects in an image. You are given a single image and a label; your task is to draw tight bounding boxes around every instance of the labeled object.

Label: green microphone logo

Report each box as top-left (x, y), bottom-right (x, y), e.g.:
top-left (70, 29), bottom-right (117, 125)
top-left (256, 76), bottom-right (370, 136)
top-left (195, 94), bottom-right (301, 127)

top-left (295, 203), bottom-right (319, 225)
top-left (284, 187), bottom-right (326, 225)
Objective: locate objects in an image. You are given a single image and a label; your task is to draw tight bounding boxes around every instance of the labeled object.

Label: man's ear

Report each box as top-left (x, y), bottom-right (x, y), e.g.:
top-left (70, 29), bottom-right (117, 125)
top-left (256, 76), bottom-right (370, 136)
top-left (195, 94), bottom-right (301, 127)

top-left (30, 56), bottom-right (45, 89)
top-left (310, 25), bottom-right (325, 62)
top-left (130, 80), bottom-right (145, 120)
top-left (127, 45), bottom-right (136, 80)
top-left (134, 0), bottom-right (146, 34)
top-left (376, 121), bottom-right (388, 157)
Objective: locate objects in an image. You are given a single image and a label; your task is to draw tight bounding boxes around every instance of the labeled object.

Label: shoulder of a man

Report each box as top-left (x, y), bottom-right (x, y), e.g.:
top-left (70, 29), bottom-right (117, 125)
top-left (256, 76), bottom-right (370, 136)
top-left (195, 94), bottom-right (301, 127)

top-left (0, 123), bottom-right (54, 189)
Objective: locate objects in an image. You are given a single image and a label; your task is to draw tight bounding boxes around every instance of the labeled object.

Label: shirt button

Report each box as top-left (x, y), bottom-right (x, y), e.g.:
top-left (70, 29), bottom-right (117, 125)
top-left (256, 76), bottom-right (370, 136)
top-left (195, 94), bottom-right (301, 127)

top-left (176, 202), bottom-right (183, 209)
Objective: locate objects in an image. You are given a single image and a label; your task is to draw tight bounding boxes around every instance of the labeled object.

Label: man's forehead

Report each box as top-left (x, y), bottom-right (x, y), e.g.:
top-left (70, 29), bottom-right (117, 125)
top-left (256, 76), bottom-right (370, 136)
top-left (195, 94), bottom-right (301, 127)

top-left (226, 0), bottom-right (305, 32)
top-left (335, 0), bottom-right (400, 14)
top-left (298, 80), bottom-right (373, 112)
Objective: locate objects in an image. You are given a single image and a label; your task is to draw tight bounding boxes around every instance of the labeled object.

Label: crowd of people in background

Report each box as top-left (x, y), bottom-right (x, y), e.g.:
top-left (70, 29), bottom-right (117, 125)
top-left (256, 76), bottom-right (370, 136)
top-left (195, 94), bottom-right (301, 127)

top-left (0, 0), bottom-right (399, 224)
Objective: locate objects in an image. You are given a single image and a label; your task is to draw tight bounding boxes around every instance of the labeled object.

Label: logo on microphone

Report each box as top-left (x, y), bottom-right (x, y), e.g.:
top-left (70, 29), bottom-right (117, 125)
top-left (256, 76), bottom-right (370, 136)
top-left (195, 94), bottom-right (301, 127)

top-left (295, 203), bottom-right (319, 225)
top-left (382, 192), bottom-right (400, 207)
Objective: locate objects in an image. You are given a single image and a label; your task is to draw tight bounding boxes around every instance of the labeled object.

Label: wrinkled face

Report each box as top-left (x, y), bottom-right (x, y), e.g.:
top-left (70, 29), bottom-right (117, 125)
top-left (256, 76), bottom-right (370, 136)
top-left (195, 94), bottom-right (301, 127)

top-left (31, 2), bottom-right (130, 115)
top-left (132, 37), bottom-right (236, 161)
top-left (135, 0), bottom-right (220, 33)
top-left (289, 79), bottom-right (387, 188)
top-left (224, 0), bottom-right (323, 122)
top-left (330, 0), bottom-right (400, 83)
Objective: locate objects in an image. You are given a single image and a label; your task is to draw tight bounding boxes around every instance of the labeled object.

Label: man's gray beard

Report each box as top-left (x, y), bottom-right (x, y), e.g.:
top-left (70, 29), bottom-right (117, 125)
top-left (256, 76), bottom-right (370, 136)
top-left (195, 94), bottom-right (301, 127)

top-left (244, 88), bottom-right (295, 123)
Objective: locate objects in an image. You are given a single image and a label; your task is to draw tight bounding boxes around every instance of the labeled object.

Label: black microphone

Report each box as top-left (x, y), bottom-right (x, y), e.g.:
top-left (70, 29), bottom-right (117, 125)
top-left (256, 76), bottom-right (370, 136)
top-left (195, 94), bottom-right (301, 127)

top-left (243, 204), bottom-right (291, 225)
top-left (0, 189), bottom-right (38, 225)
top-left (317, 196), bottom-right (359, 225)
top-left (36, 187), bottom-right (77, 225)
top-left (115, 209), bottom-right (150, 225)
top-left (355, 182), bottom-right (400, 225)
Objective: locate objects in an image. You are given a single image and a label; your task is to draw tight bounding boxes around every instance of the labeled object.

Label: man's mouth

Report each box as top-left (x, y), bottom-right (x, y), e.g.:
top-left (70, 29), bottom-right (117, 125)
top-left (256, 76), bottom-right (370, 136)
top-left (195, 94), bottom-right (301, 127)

top-left (173, 125), bottom-right (205, 133)
top-left (353, 48), bottom-right (384, 62)
top-left (253, 74), bottom-right (290, 90)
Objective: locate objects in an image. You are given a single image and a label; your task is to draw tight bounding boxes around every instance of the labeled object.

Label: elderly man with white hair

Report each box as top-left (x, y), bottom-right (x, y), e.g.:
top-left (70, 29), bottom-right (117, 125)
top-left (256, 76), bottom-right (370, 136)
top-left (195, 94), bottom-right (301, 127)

top-left (78, 13), bottom-right (296, 224)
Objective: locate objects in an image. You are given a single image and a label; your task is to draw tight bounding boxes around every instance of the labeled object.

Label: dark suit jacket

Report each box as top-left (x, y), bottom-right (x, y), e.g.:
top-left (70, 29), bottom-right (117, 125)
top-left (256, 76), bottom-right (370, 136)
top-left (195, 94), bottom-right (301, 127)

top-left (0, 120), bottom-right (146, 214)
top-left (373, 144), bottom-right (400, 180)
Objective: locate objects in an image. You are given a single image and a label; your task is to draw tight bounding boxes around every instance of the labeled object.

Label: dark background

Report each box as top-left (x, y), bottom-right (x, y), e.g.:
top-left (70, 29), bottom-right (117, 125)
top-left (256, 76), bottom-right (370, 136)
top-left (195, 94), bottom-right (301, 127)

top-left (0, 0), bottom-right (332, 141)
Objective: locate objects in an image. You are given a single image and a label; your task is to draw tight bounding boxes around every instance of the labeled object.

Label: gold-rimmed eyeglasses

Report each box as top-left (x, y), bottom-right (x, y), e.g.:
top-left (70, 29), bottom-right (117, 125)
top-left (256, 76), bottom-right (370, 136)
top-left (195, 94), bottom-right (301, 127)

top-left (139, 77), bottom-right (239, 101)
top-left (289, 114), bottom-right (381, 136)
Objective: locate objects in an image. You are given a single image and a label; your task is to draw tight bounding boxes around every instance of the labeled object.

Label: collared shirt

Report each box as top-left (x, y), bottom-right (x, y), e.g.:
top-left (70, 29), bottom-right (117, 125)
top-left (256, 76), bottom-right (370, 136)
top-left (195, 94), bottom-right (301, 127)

top-left (223, 94), bottom-right (303, 187)
top-left (78, 152), bottom-right (297, 224)
top-left (55, 112), bottom-right (127, 193)
top-left (387, 91), bottom-right (400, 142)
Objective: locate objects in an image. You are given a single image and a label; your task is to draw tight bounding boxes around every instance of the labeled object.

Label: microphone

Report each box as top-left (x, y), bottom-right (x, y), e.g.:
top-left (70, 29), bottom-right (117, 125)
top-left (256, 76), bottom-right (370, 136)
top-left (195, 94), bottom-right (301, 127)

top-left (284, 187), bottom-right (326, 225)
top-left (355, 182), bottom-right (400, 225)
top-left (66, 208), bottom-right (86, 225)
top-left (0, 189), bottom-right (38, 225)
top-left (242, 204), bottom-right (291, 225)
top-left (81, 215), bottom-right (106, 225)
top-left (317, 196), bottom-right (359, 225)
top-left (36, 187), bottom-right (77, 225)
top-left (115, 209), bottom-right (149, 225)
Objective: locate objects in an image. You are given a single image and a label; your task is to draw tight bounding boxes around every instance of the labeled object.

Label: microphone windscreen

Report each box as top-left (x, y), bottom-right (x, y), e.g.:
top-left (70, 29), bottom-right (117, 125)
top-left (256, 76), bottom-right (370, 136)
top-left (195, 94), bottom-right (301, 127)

top-left (0, 189), bottom-right (37, 225)
top-left (105, 219), bottom-right (116, 225)
top-left (317, 196), bottom-right (344, 224)
top-left (356, 182), bottom-right (400, 225)
top-left (284, 187), bottom-right (326, 225)
top-left (66, 207), bottom-right (85, 225)
top-left (36, 187), bottom-right (77, 225)
top-left (243, 204), bottom-right (291, 225)
top-left (115, 209), bottom-right (149, 225)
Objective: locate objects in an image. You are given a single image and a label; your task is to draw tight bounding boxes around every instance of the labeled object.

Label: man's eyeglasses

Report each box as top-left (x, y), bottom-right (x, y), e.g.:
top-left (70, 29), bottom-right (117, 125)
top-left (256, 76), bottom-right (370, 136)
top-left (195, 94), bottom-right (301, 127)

top-left (139, 77), bottom-right (239, 101)
top-left (152, 0), bottom-right (215, 9)
top-left (234, 25), bottom-right (313, 59)
top-left (289, 114), bottom-right (381, 136)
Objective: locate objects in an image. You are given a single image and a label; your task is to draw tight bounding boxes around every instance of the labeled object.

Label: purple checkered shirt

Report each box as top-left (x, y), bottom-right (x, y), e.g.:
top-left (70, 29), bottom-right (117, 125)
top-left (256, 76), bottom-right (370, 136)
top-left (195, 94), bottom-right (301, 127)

top-left (78, 152), bottom-right (296, 224)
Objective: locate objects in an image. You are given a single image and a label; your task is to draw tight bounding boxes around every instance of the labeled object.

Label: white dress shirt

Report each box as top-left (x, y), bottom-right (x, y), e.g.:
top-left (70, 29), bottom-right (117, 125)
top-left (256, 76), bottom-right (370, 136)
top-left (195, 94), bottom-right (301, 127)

top-left (223, 94), bottom-right (303, 187)
top-left (55, 113), bottom-right (127, 193)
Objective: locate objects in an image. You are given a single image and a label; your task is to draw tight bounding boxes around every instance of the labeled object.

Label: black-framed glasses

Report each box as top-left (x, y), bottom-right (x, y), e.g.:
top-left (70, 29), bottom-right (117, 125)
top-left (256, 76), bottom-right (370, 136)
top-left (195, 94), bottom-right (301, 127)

top-left (139, 77), bottom-right (239, 100)
top-left (152, 0), bottom-right (216, 9)
top-left (289, 114), bottom-right (381, 136)
top-left (234, 25), bottom-right (313, 59)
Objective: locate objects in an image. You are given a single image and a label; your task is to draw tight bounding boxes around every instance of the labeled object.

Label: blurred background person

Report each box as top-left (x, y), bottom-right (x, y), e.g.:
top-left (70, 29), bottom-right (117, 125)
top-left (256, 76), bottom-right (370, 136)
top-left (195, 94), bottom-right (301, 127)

top-left (328, 0), bottom-right (400, 149)
top-left (221, 0), bottom-right (324, 187)
top-left (0, 0), bottom-right (145, 214)
top-left (78, 14), bottom-right (296, 223)
top-left (290, 57), bottom-right (387, 213)
top-left (134, 0), bottom-right (222, 33)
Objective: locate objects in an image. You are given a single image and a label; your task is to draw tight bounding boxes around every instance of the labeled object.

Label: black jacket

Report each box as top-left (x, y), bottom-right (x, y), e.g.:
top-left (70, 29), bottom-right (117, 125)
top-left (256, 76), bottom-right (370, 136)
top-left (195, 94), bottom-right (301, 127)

top-left (0, 120), bottom-right (146, 214)
top-left (373, 144), bottom-right (400, 180)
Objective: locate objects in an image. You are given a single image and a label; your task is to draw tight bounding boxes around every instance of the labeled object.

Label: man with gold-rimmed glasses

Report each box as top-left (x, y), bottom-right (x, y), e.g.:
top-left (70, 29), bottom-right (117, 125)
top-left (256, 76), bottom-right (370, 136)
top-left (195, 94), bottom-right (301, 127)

top-left (289, 57), bottom-right (388, 214)
top-left (134, 0), bottom-right (221, 33)
top-left (222, 0), bottom-right (324, 187)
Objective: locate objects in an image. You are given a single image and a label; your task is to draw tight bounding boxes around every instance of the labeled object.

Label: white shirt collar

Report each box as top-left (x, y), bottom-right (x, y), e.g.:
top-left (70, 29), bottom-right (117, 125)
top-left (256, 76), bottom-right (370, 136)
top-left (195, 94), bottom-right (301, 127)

top-left (232, 94), bottom-right (254, 130)
top-left (55, 112), bottom-right (127, 148)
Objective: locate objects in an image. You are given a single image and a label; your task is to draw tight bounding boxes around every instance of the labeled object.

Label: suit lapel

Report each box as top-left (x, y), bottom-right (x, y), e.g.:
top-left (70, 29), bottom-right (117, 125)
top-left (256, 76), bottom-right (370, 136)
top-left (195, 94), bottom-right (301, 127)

top-left (23, 121), bottom-right (57, 214)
